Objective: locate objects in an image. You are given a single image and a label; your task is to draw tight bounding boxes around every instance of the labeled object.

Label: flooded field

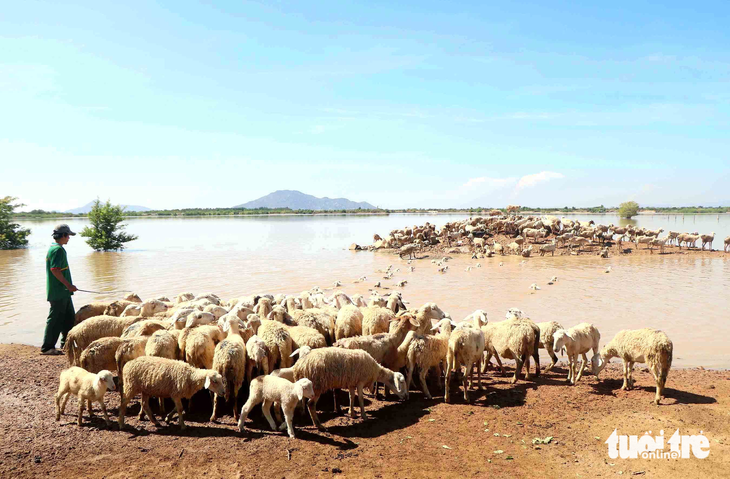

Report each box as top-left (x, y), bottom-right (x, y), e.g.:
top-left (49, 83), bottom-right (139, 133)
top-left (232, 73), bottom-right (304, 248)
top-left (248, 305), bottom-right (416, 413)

top-left (1, 214), bottom-right (728, 368)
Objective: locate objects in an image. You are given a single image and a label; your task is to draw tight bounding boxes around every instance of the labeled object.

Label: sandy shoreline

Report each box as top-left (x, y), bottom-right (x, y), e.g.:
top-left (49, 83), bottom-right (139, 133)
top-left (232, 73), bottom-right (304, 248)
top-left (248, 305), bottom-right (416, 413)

top-left (2, 343), bottom-right (727, 478)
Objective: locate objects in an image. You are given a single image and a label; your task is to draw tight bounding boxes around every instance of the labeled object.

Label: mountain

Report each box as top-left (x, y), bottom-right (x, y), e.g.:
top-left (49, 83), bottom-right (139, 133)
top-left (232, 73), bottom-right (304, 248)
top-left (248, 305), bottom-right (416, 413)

top-left (65, 202), bottom-right (152, 214)
top-left (234, 190), bottom-right (376, 210)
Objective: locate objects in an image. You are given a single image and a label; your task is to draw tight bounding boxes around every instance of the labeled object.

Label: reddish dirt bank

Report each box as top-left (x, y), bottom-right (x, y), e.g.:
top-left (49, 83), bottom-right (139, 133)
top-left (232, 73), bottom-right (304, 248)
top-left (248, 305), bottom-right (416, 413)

top-left (1, 344), bottom-right (728, 478)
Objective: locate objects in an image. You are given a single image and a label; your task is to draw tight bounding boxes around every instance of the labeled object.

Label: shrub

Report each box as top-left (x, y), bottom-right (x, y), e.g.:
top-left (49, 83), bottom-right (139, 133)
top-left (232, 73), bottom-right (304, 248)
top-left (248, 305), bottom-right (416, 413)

top-left (80, 199), bottom-right (138, 251)
top-left (618, 201), bottom-right (639, 219)
top-left (0, 196), bottom-right (31, 249)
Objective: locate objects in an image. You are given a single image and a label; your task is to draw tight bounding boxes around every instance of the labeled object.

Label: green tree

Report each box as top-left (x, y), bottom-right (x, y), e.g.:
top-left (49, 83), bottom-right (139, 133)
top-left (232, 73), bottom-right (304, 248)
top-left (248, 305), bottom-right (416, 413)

top-left (618, 200), bottom-right (639, 218)
top-left (80, 199), bottom-right (138, 251)
top-left (0, 196), bottom-right (31, 249)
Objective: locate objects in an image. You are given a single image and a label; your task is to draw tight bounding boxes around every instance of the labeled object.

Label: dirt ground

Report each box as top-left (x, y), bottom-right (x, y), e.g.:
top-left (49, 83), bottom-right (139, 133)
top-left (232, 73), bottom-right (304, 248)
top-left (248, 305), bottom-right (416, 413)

top-left (1, 344), bottom-right (728, 478)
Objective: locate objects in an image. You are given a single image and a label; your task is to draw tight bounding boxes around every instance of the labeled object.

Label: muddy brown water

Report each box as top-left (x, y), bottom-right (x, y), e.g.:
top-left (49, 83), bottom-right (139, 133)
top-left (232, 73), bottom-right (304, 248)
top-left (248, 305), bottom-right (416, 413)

top-left (1, 214), bottom-right (728, 368)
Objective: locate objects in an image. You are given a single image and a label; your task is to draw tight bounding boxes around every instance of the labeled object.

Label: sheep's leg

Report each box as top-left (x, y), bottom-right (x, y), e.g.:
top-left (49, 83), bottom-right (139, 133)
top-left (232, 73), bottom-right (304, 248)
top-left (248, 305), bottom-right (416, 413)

top-left (493, 354), bottom-right (504, 376)
top-left (545, 344), bottom-right (558, 372)
top-left (524, 355), bottom-right (532, 380)
top-left (57, 391), bottom-right (69, 420)
top-left (357, 384), bottom-right (367, 420)
top-left (575, 356), bottom-right (585, 383)
top-left (118, 392), bottom-right (130, 429)
top-left (581, 353), bottom-right (589, 372)
top-left (283, 407), bottom-right (296, 438)
top-left (476, 357), bottom-right (483, 390)
top-left (142, 395), bottom-right (161, 427)
top-left (77, 395), bottom-right (85, 426)
top-left (158, 397), bottom-right (165, 416)
top-left (348, 387), bottom-right (357, 418)
top-left (444, 359), bottom-right (453, 403)
top-left (100, 400), bottom-right (111, 426)
top-left (462, 361), bottom-right (472, 402)
top-left (172, 398), bottom-right (185, 429)
top-left (419, 370), bottom-right (432, 400)
top-left (629, 361), bottom-right (634, 389)
top-left (307, 395), bottom-right (325, 431)
top-left (512, 357), bottom-right (524, 384)
top-left (567, 357), bottom-right (575, 384)
top-left (273, 401), bottom-right (283, 423)
top-left (87, 400), bottom-right (95, 417)
top-left (405, 364), bottom-right (414, 399)
top-left (333, 389), bottom-right (341, 415)
top-left (210, 393), bottom-right (220, 422)
top-left (621, 360), bottom-right (629, 390)
top-left (237, 397), bottom-right (255, 432)
top-left (262, 399), bottom-right (278, 431)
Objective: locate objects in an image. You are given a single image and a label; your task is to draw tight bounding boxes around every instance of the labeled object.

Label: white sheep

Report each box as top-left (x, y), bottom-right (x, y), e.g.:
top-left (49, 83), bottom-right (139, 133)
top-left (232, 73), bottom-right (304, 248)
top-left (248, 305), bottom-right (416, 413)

top-left (118, 356), bottom-right (225, 429)
top-left (210, 316), bottom-right (248, 421)
top-left (481, 318), bottom-right (538, 384)
top-left (700, 232), bottom-right (715, 251)
top-left (238, 376), bottom-right (315, 438)
top-left (335, 305), bottom-right (363, 340)
top-left (55, 367), bottom-right (116, 426)
top-left (406, 318), bottom-right (455, 399)
top-left (65, 316), bottom-right (143, 366)
top-left (293, 347), bottom-right (407, 430)
top-left (445, 325), bottom-right (485, 403)
top-left (553, 323), bottom-right (601, 384)
top-left (245, 335), bottom-right (270, 382)
top-left (535, 320), bottom-right (564, 372)
top-left (593, 328), bottom-right (673, 405)
top-left (360, 306), bottom-right (395, 336)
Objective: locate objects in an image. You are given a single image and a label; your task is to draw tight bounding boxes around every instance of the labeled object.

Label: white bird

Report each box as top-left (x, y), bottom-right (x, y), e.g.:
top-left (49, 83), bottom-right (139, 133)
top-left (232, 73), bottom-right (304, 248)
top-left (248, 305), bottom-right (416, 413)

top-left (465, 266), bottom-right (472, 272)
top-left (395, 280), bottom-right (407, 287)
top-left (409, 266), bottom-right (415, 272)
top-left (333, 281), bottom-right (342, 287)
top-left (476, 263), bottom-right (482, 268)
top-left (499, 262), bottom-right (504, 267)
top-left (520, 260), bottom-right (527, 266)
top-left (605, 266), bottom-right (612, 273)
top-left (547, 276), bottom-right (558, 285)
top-left (395, 268), bottom-right (400, 273)
top-left (407, 260), bottom-right (412, 264)
top-left (529, 283), bottom-right (541, 291)
top-left (374, 281), bottom-right (381, 288)
top-left (359, 276), bottom-right (367, 281)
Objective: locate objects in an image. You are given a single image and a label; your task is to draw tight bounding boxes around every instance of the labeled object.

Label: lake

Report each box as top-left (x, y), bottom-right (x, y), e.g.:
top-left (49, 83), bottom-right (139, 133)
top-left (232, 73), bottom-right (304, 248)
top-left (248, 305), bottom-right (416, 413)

top-left (1, 213), bottom-right (728, 368)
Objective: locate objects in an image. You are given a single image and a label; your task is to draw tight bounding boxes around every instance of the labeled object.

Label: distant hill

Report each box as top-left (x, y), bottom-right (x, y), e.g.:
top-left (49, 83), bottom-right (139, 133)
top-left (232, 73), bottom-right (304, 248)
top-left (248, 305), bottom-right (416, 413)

top-left (65, 202), bottom-right (152, 214)
top-left (234, 190), bottom-right (376, 210)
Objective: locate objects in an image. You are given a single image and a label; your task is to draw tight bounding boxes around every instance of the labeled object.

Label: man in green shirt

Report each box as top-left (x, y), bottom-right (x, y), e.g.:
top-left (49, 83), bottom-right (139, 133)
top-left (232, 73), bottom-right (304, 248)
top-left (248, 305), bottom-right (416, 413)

top-left (42, 224), bottom-right (78, 355)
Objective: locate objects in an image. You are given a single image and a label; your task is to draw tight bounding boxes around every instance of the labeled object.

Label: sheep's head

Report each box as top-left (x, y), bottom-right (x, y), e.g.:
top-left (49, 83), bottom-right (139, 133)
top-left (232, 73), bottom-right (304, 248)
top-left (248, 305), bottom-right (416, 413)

top-left (592, 352), bottom-right (607, 377)
top-left (267, 306), bottom-right (292, 324)
top-left (391, 372), bottom-right (407, 398)
top-left (505, 308), bottom-right (525, 321)
top-left (552, 330), bottom-right (568, 356)
top-left (290, 346), bottom-right (312, 361)
top-left (204, 372), bottom-right (226, 396)
top-left (97, 370), bottom-right (116, 391)
top-left (124, 293), bottom-right (142, 303)
top-left (294, 378), bottom-right (315, 400)
top-left (420, 302), bottom-right (446, 320)
top-left (245, 314), bottom-right (261, 334)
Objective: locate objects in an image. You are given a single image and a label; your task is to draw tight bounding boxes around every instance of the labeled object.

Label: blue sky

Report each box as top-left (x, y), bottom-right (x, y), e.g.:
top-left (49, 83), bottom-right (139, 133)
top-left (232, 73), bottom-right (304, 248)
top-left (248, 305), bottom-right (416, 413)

top-left (2, 0), bottom-right (729, 210)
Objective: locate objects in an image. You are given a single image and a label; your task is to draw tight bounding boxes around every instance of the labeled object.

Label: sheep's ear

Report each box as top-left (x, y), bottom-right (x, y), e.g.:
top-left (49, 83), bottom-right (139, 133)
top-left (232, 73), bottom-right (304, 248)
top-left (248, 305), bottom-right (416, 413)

top-left (96, 376), bottom-right (104, 389)
top-left (290, 349), bottom-right (300, 358)
top-left (204, 376), bottom-right (211, 390)
top-left (295, 383), bottom-right (304, 401)
top-left (266, 311), bottom-right (274, 320)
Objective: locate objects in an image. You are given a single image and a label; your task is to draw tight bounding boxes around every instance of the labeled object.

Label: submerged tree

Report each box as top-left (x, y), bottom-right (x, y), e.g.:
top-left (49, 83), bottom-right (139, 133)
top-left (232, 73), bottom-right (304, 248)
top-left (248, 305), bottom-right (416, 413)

top-left (0, 196), bottom-right (31, 249)
top-left (80, 199), bottom-right (138, 251)
top-left (618, 200), bottom-right (639, 219)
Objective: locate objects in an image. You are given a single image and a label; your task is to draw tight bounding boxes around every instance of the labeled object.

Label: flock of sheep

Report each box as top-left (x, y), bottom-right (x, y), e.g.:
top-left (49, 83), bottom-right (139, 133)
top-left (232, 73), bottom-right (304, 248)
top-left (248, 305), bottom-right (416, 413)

top-left (55, 289), bottom-right (674, 439)
top-left (370, 213), bottom-right (729, 257)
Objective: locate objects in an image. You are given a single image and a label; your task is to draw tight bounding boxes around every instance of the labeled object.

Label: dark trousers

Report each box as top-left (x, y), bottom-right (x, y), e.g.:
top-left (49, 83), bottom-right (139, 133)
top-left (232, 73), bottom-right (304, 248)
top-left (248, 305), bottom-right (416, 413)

top-left (42, 297), bottom-right (75, 352)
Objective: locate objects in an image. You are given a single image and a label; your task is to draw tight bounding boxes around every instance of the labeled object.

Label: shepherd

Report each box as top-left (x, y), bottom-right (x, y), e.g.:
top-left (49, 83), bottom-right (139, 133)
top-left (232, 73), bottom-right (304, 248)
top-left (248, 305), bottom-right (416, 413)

top-left (41, 224), bottom-right (78, 355)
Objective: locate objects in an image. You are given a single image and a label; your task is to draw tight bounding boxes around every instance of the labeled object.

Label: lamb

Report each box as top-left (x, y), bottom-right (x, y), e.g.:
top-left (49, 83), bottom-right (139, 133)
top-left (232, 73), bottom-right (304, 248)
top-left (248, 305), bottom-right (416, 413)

top-left (399, 243), bottom-right (419, 259)
top-left (74, 302), bottom-right (112, 325)
top-left (535, 320), bottom-right (564, 372)
top-left (103, 300), bottom-right (136, 317)
top-left (701, 232), bottom-right (715, 251)
top-left (118, 356), bottom-right (225, 429)
top-left (335, 305), bottom-right (363, 340)
top-left (593, 328), bottom-right (673, 405)
top-left (257, 319), bottom-right (294, 371)
top-left (245, 335), bottom-right (270, 382)
top-left (481, 319), bottom-right (537, 384)
top-left (360, 307), bottom-right (395, 335)
top-left (121, 319), bottom-right (167, 338)
top-left (406, 318), bottom-right (454, 399)
top-left (539, 240), bottom-right (557, 256)
top-left (115, 336), bottom-right (150, 397)
top-left (123, 293), bottom-right (142, 303)
top-left (145, 329), bottom-right (180, 360)
top-left (445, 326), bottom-right (485, 403)
top-left (79, 337), bottom-right (126, 374)
top-left (238, 377), bottom-right (315, 438)
top-left (412, 302), bottom-right (448, 335)
top-left (65, 315), bottom-right (143, 366)
top-left (254, 297), bottom-right (273, 318)
top-left (386, 294), bottom-right (406, 313)
top-left (267, 306), bottom-right (327, 350)
top-left (55, 367), bottom-right (116, 426)
top-left (210, 316), bottom-right (248, 421)
top-left (553, 323), bottom-right (601, 385)
top-left (292, 347), bottom-right (407, 430)
top-left (175, 292), bottom-right (195, 304)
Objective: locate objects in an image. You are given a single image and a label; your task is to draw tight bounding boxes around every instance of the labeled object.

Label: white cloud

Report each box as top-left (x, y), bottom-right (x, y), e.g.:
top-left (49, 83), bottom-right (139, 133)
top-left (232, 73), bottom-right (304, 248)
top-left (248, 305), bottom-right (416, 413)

top-left (515, 171), bottom-right (565, 191)
top-left (310, 125), bottom-right (327, 134)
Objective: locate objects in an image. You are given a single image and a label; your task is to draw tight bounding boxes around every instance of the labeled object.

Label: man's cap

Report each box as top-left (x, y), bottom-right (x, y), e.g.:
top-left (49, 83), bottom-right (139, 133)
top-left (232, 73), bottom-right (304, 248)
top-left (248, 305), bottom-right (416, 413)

top-left (53, 224), bottom-right (76, 236)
